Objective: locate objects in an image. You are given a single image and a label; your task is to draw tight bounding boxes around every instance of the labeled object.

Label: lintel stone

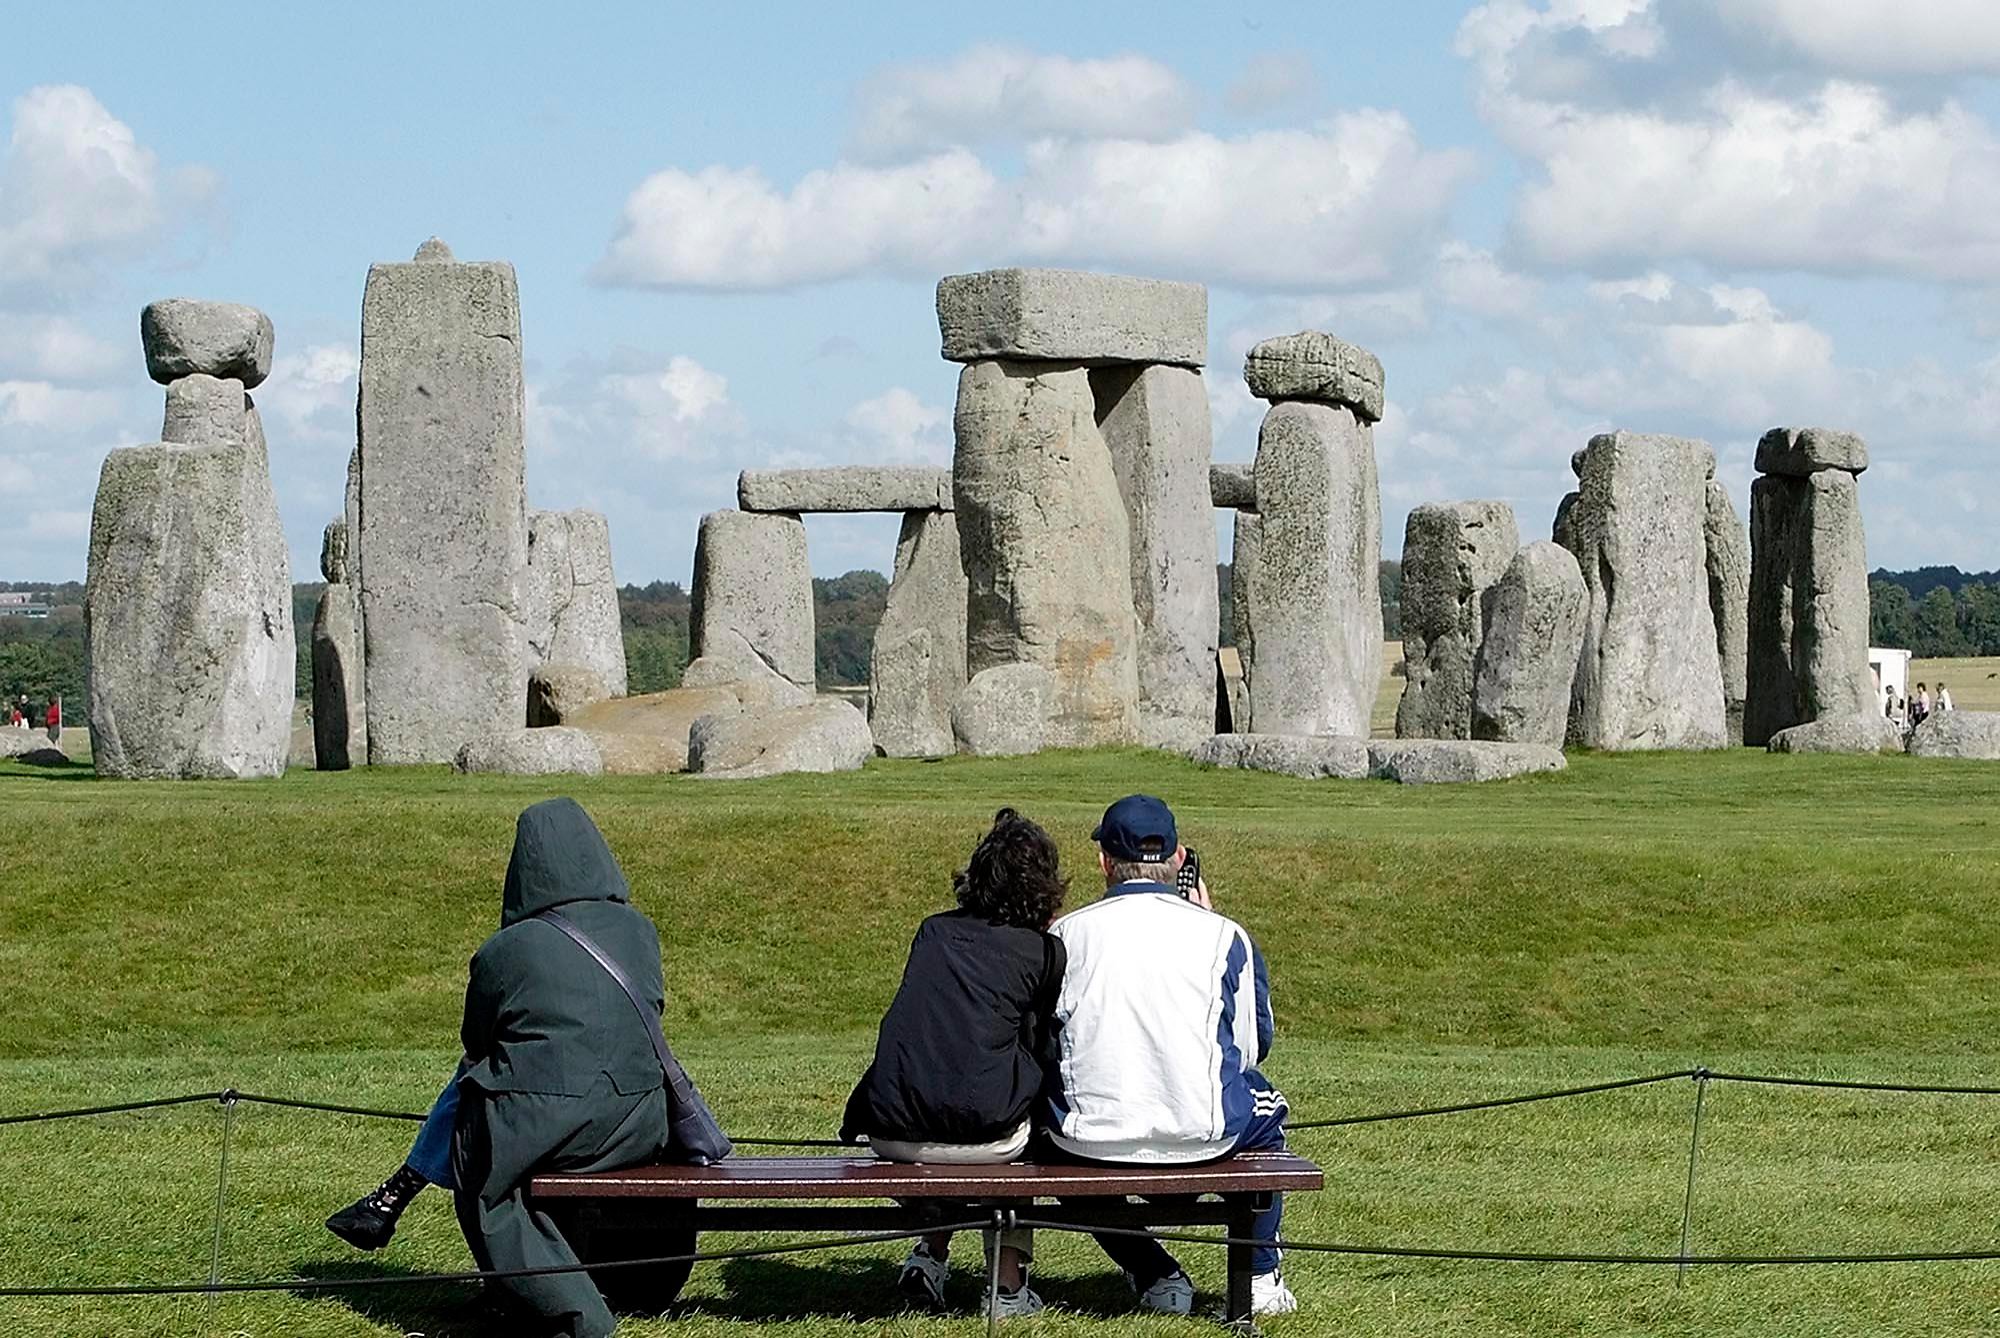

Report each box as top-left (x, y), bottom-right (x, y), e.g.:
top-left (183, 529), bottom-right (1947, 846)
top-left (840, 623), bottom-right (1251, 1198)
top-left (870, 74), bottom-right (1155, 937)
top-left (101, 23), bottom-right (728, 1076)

top-left (937, 268), bottom-right (1206, 367)
top-left (738, 466), bottom-right (953, 514)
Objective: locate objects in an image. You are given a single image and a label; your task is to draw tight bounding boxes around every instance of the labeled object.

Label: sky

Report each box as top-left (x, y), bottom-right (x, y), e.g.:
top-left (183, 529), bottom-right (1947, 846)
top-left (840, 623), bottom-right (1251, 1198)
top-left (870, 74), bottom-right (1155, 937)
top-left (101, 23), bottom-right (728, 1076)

top-left (5, 0), bottom-right (1999, 585)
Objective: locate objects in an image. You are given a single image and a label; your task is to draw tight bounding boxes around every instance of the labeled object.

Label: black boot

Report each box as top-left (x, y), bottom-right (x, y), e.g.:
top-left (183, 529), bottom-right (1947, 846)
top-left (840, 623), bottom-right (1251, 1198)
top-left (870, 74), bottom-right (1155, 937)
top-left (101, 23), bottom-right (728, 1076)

top-left (325, 1163), bottom-right (427, 1250)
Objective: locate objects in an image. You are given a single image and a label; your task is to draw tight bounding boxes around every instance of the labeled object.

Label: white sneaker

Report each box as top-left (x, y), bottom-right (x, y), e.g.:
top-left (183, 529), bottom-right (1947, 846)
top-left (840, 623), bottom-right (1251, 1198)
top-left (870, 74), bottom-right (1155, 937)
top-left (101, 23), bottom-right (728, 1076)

top-left (897, 1243), bottom-right (950, 1310)
top-left (1130, 1268), bottom-right (1195, 1315)
top-left (988, 1283), bottom-right (1046, 1319)
top-left (1252, 1270), bottom-right (1298, 1315)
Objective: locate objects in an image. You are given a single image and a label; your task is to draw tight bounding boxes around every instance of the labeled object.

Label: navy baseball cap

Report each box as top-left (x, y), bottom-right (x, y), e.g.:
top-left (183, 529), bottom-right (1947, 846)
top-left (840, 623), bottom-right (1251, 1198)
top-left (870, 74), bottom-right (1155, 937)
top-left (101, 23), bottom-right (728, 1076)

top-left (1092, 795), bottom-right (1178, 862)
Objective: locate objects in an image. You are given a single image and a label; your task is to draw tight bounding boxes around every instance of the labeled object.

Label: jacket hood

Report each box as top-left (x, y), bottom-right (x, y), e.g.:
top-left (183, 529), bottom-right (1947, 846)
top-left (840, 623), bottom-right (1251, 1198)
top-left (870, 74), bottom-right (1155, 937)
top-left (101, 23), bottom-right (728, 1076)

top-left (501, 798), bottom-right (630, 926)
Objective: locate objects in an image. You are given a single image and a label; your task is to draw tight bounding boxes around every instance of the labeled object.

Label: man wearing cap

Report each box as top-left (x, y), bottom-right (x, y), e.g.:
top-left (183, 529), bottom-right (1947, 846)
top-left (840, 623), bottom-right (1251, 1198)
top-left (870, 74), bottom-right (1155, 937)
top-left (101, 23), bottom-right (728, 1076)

top-left (1044, 794), bottom-right (1296, 1316)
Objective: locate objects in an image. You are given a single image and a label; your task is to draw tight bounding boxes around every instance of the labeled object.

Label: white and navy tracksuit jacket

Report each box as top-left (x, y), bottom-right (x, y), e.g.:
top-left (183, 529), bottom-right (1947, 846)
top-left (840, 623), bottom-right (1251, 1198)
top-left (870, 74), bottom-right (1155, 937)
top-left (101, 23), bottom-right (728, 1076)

top-left (1043, 880), bottom-right (1282, 1164)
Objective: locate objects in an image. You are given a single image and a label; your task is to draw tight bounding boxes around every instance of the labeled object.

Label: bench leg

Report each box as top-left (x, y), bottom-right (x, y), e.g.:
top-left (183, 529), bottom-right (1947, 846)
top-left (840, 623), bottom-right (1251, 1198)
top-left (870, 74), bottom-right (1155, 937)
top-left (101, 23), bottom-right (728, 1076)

top-left (1225, 1197), bottom-right (1255, 1327)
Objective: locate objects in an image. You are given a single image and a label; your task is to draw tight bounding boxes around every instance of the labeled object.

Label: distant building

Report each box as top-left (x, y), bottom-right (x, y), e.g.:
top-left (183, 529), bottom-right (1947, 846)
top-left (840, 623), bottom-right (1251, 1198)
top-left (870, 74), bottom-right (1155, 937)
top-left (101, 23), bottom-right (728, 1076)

top-left (0, 593), bottom-right (49, 619)
top-left (1870, 647), bottom-right (1911, 704)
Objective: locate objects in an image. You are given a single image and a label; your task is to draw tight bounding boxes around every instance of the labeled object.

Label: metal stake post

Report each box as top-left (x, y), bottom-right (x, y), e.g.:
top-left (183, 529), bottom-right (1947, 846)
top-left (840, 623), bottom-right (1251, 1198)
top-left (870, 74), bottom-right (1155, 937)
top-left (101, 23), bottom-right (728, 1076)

top-left (1676, 1070), bottom-right (1709, 1287)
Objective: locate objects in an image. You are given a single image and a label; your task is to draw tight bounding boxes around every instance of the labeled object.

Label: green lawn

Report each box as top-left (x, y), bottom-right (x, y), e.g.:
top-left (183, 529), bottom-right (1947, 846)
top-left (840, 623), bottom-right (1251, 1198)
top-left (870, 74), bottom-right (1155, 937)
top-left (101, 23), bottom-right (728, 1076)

top-left (1, 748), bottom-right (1998, 1336)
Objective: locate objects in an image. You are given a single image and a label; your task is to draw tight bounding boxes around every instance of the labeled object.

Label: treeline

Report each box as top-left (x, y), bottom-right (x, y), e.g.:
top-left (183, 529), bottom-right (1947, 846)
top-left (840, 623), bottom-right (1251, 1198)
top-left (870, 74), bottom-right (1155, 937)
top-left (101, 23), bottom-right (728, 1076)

top-left (1870, 568), bottom-right (2000, 658)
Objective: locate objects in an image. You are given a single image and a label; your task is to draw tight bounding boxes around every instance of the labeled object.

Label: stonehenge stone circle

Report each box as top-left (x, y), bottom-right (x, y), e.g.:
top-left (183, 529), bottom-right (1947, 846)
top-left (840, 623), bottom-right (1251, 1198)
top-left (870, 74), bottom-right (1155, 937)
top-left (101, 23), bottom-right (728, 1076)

top-left (452, 727), bottom-right (604, 777)
top-left (526, 665), bottom-right (611, 727)
top-left (525, 508), bottom-right (628, 699)
top-left (869, 509), bottom-right (968, 758)
top-left (1744, 429), bottom-right (1873, 748)
top-left (952, 662), bottom-right (1058, 757)
top-left (738, 467), bottom-right (953, 514)
top-left (1767, 712), bottom-right (1905, 755)
top-left (140, 299), bottom-right (274, 388)
top-left (1702, 480), bottom-right (1751, 744)
top-left (356, 239), bottom-right (528, 765)
top-left (1095, 363), bottom-right (1221, 748)
top-left (1907, 711), bottom-right (2000, 759)
top-left (1210, 463), bottom-right (1257, 510)
top-left (1193, 733), bottom-right (1370, 780)
top-left (688, 698), bottom-right (874, 779)
top-left (937, 269), bottom-right (1206, 367)
top-left (1243, 331), bottom-right (1385, 423)
top-left (1396, 500), bottom-right (1520, 740)
top-left (689, 510), bottom-right (816, 693)
top-left (1366, 739), bottom-right (1566, 784)
top-left (1472, 540), bottom-right (1588, 747)
top-left (1559, 431), bottom-right (1728, 750)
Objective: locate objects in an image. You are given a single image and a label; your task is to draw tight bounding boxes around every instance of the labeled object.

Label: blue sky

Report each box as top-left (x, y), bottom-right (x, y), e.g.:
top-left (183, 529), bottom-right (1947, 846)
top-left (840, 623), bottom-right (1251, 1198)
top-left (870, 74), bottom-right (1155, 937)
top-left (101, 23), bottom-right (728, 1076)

top-left (5, 0), bottom-right (1998, 585)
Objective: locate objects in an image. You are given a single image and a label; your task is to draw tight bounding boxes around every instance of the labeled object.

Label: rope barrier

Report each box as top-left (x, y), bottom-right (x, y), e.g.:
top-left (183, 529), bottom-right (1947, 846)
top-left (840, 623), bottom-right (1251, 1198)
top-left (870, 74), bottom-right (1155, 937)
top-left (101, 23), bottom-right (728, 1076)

top-left (1704, 1071), bottom-right (2000, 1097)
top-left (1286, 1069), bottom-right (1699, 1129)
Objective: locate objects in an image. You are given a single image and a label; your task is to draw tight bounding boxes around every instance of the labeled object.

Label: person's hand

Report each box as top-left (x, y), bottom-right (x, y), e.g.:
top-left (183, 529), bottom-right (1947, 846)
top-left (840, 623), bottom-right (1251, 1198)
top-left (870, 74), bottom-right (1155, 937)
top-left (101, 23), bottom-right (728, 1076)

top-left (1187, 878), bottom-right (1213, 911)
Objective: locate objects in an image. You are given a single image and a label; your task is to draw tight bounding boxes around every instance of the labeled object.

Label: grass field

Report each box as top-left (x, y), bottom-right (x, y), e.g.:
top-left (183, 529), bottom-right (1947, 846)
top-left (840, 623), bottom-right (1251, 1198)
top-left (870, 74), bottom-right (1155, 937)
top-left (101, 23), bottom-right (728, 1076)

top-left (2, 747), bottom-right (1999, 1336)
top-left (1912, 656), bottom-right (2000, 712)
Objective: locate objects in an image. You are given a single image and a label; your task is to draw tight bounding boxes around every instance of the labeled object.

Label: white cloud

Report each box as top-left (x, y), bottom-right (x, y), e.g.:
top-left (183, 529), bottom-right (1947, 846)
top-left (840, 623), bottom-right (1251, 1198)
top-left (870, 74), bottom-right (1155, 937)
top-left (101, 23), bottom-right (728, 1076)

top-left (849, 46), bottom-right (1195, 160)
top-left (0, 313), bottom-right (120, 381)
top-left (533, 355), bottom-right (740, 468)
top-left (256, 343), bottom-right (358, 445)
top-left (0, 380), bottom-right (122, 431)
top-left (1707, 0), bottom-right (2000, 77)
top-left (843, 387), bottom-right (949, 465)
top-left (1432, 242), bottom-right (1541, 320)
top-left (1226, 53), bottom-right (1317, 115)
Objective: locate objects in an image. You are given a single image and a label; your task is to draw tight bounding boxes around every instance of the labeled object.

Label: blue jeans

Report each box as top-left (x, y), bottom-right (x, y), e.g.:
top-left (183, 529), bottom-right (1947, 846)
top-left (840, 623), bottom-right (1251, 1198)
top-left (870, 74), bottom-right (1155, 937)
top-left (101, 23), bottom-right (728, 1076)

top-left (406, 1060), bottom-right (470, 1188)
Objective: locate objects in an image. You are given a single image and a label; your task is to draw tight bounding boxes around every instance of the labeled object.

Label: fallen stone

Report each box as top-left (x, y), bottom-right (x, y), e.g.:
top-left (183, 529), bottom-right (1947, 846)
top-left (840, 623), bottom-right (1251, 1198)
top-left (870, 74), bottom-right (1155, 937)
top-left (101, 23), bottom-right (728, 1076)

top-left (954, 360), bottom-right (1139, 746)
top-left (869, 509), bottom-right (967, 758)
top-left (1472, 541), bottom-right (1588, 747)
top-left (1211, 463), bottom-right (1257, 510)
top-left (1744, 469), bottom-right (1873, 746)
top-left (1907, 711), bottom-right (2000, 759)
top-left (687, 699), bottom-right (874, 779)
top-left (1367, 738), bottom-right (1567, 784)
top-left (1754, 426), bottom-right (1869, 477)
top-left (937, 269), bottom-right (1206, 367)
top-left (1192, 733), bottom-right (1370, 779)
top-left (1095, 363), bottom-right (1220, 749)
top-left (569, 685), bottom-right (755, 774)
top-left (1245, 401), bottom-right (1382, 737)
top-left (0, 730), bottom-right (61, 759)
top-left (140, 299), bottom-right (275, 388)
top-left (738, 467), bottom-right (953, 514)
top-left (1395, 500), bottom-right (1519, 740)
top-left (525, 508), bottom-right (628, 698)
top-left (689, 510), bottom-right (815, 694)
top-left (311, 583), bottom-right (366, 770)
top-left (952, 663), bottom-right (1058, 757)
top-left (1243, 331), bottom-right (1385, 423)
top-left (1703, 480), bottom-right (1751, 744)
top-left (452, 727), bottom-right (604, 776)
top-left (680, 642), bottom-right (815, 708)
top-left (1767, 712), bottom-right (1905, 755)
top-left (527, 665), bottom-right (611, 727)
top-left (161, 374), bottom-right (251, 446)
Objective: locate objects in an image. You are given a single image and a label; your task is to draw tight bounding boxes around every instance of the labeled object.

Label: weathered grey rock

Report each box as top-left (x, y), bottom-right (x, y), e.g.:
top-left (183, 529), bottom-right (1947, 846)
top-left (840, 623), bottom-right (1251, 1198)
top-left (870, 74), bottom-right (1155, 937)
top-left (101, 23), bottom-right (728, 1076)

top-left (869, 509), bottom-right (968, 758)
top-left (1570, 449), bottom-right (1587, 478)
top-left (1907, 711), bottom-right (2000, 759)
top-left (1193, 733), bottom-right (1370, 779)
top-left (566, 687), bottom-right (736, 774)
top-left (357, 243), bottom-right (528, 765)
top-left (1744, 469), bottom-right (1873, 746)
top-left (1367, 738), bottom-right (1567, 784)
top-left (161, 374), bottom-right (251, 446)
top-left (951, 663), bottom-right (1058, 757)
top-left (1243, 331), bottom-right (1385, 423)
top-left (140, 300), bottom-right (275, 389)
top-left (954, 360), bottom-right (1139, 746)
top-left (1703, 479), bottom-right (1751, 744)
top-left (524, 509), bottom-right (628, 699)
top-left (679, 640), bottom-right (815, 708)
top-left (1216, 647), bottom-right (1249, 734)
top-left (1229, 511), bottom-right (1262, 731)
top-left (689, 510), bottom-right (815, 694)
top-left (937, 269), bottom-right (1206, 367)
top-left (527, 665), bottom-right (611, 727)
top-left (85, 437), bottom-right (294, 779)
top-left (1244, 401), bottom-right (1382, 737)
top-left (452, 727), bottom-right (603, 776)
top-left (320, 520), bottom-right (350, 584)
top-left (1768, 711), bottom-right (1905, 755)
top-left (738, 467), bottom-right (953, 514)
top-left (1472, 541), bottom-right (1588, 747)
top-left (1552, 491), bottom-right (1581, 550)
top-left (0, 730), bottom-right (61, 759)
top-left (687, 699), bottom-right (873, 779)
top-left (1395, 501), bottom-right (1519, 740)
top-left (1754, 426), bottom-right (1869, 477)
top-left (1559, 432), bottom-right (1728, 750)
top-left (413, 236), bottom-right (455, 262)
top-left (1211, 463), bottom-right (1257, 510)
top-left (311, 583), bottom-right (366, 770)
top-left (1095, 363), bottom-right (1220, 749)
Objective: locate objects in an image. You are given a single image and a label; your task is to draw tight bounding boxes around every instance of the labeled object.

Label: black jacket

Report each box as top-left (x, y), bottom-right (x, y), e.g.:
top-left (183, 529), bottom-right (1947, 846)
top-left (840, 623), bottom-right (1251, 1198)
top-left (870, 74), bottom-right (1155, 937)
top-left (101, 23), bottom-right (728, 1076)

top-left (841, 909), bottom-right (1066, 1146)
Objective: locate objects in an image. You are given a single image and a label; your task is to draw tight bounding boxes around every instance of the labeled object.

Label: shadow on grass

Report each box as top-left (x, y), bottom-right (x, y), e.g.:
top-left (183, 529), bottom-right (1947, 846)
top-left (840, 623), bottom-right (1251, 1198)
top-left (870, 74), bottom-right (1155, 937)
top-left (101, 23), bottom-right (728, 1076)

top-left (0, 761), bottom-right (94, 781)
top-left (704, 1253), bottom-right (1139, 1322)
top-left (289, 1257), bottom-right (485, 1336)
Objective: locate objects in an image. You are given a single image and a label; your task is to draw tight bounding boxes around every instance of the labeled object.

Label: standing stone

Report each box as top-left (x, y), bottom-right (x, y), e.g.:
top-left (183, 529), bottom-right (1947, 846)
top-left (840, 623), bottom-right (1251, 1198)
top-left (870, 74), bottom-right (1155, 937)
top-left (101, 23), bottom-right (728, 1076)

top-left (140, 300), bottom-right (275, 388)
top-left (356, 240), bottom-right (528, 764)
top-left (1703, 479), bottom-right (1751, 744)
top-left (1229, 511), bottom-right (1262, 730)
top-left (1395, 501), bottom-right (1519, 740)
top-left (953, 360), bottom-right (1140, 747)
top-left (312, 519), bottom-right (367, 771)
top-left (524, 508), bottom-right (628, 699)
top-left (1558, 431), bottom-right (1727, 750)
top-left (162, 374), bottom-right (252, 445)
top-left (1472, 541), bottom-right (1587, 746)
top-left (1093, 363), bottom-right (1220, 749)
top-left (689, 510), bottom-right (815, 693)
top-left (1744, 429), bottom-right (1873, 746)
top-left (1244, 401), bottom-right (1382, 737)
top-left (869, 509), bottom-right (967, 758)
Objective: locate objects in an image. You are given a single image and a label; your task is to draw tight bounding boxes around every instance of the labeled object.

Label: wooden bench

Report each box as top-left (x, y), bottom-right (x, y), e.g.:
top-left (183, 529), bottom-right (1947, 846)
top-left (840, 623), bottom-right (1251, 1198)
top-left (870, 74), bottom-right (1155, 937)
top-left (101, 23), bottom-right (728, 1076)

top-left (530, 1150), bottom-right (1324, 1323)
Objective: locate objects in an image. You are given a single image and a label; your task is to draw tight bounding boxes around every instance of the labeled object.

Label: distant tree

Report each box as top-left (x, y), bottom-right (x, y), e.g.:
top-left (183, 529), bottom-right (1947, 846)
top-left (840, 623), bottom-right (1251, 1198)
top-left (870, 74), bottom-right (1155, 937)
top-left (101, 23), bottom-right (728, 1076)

top-left (624, 625), bottom-right (688, 694)
top-left (813, 571), bottom-right (889, 685)
top-left (1869, 580), bottom-right (1916, 650)
top-left (1915, 586), bottom-right (1969, 658)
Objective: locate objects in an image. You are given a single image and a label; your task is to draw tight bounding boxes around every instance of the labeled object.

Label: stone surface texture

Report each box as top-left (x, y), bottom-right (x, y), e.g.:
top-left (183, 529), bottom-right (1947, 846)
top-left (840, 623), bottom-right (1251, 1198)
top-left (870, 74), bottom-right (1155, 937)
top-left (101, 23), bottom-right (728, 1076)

top-left (1755, 426), bottom-right (1870, 477)
top-left (1242, 331), bottom-right (1385, 423)
top-left (1211, 463), bottom-right (1257, 510)
top-left (953, 360), bottom-right (1139, 747)
top-left (1229, 511), bottom-right (1262, 730)
top-left (524, 508), bottom-right (628, 698)
top-left (1558, 431), bottom-right (1728, 750)
top-left (869, 509), bottom-right (968, 758)
top-left (1907, 711), bottom-right (2000, 759)
top-left (1767, 712), bottom-right (1905, 755)
top-left (1471, 541), bottom-right (1588, 747)
top-left (568, 683), bottom-right (778, 775)
top-left (687, 699), bottom-right (874, 779)
top-left (161, 374), bottom-right (251, 446)
top-left (689, 510), bottom-right (815, 693)
top-left (951, 663), bottom-right (1058, 757)
top-left (1744, 468), bottom-right (1873, 746)
top-left (1094, 363), bottom-right (1220, 749)
top-left (738, 467), bottom-right (953, 514)
top-left (1366, 739), bottom-right (1567, 784)
top-left (320, 519), bottom-right (350, 585)
top-left (1192, 733), bottom-right (1370, 779)
top-left (526, 665), bottom-right (611, 727)
top-left (937, 269), bottom-right (1206, 367)
top-left (1395, 500), bottom-right (1520, 740)
top-left (0, 730), bottom-right (63, 760)
top-left (1703, 480), bottom-right (1752, 744)
top-left (356, 246), bottom-right (528, 765)
top-left (452, 727), bottom-right (604, 776)
top-left (679, 643), bottom-right (815, 707)
top-left (140, 300), bottom-right (275, 388)
top-left (311, 582), bottom-right (366, 770)
top-left (1244, 401), bottom-right (1382, 737)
